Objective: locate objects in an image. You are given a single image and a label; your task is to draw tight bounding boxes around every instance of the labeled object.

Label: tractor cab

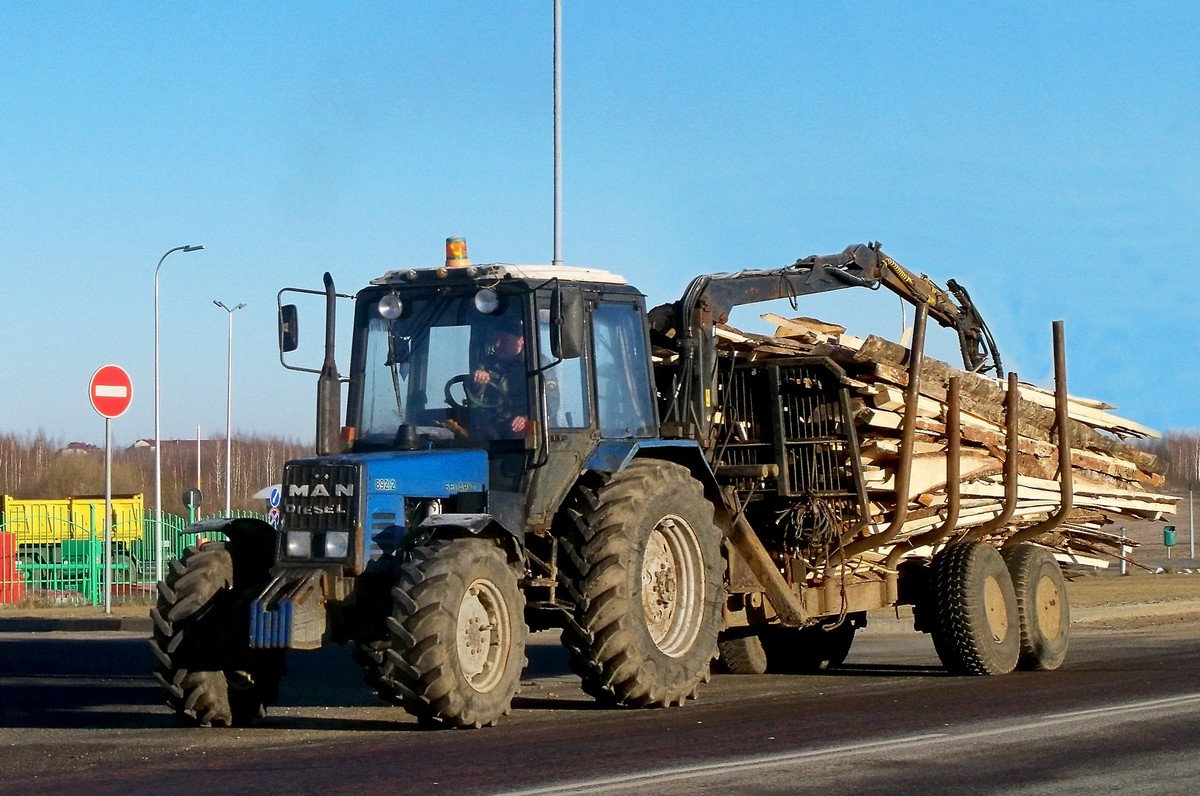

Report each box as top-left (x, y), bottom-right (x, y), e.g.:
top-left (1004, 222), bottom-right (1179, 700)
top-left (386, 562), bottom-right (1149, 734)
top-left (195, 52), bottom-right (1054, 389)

top-left (275, 240), bottom-right (658, 575)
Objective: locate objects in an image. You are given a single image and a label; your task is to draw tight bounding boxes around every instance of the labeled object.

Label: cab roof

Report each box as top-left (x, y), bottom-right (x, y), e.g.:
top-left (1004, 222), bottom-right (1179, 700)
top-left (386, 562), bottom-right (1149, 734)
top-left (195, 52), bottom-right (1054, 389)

top-left (372, 263), bottom-right (629, 287)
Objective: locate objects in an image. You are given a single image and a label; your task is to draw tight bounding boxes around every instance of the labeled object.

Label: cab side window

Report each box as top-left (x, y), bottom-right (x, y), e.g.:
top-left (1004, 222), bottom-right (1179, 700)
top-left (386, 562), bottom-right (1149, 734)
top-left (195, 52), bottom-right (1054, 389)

top-left (593, 303), bottom-right (655, 438)
top-left (538, 309), bottom-right (589, 428)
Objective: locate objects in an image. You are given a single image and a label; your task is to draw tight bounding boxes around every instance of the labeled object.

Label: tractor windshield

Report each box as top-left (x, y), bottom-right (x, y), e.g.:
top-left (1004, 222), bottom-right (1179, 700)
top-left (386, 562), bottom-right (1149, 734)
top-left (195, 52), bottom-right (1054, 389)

top-left (352, 290), bottom-right (530, 450)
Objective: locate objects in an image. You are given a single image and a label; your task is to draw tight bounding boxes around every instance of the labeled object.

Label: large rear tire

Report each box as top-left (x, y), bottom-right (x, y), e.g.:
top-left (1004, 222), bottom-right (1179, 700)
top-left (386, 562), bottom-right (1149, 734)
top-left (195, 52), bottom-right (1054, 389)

top-left (1002, 544), bottom-right (1070, 671)
top-left (562, 460), bottom-right (722, 707)
top-left (929, 542), bottom-right (1020, 676)
top-left (149, 541), bottom-right (283, 726)
top-left (383, 537), bottom-right (527, 728)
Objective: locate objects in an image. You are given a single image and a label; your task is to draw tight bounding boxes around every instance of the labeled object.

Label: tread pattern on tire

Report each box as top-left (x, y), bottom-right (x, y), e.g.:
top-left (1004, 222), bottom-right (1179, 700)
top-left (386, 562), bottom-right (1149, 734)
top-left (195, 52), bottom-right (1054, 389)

top-left (149, 541), bottom-right (283, 727)
top-left (378, 537), bottom-right (527, 728)
top-left (717, 633), bottom-right (769, 675)
top-left (1002, 543), bottom-right (1070, 671)
top-left (929, 542), bottom-right (1020, 676)
top-left (560, 459), bottom-right (723, 707)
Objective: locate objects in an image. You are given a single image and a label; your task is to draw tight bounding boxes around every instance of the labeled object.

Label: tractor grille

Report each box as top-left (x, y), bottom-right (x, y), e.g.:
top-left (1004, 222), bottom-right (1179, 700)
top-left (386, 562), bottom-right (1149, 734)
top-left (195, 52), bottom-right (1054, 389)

top-left (280, 461), bottom-right (361, 532)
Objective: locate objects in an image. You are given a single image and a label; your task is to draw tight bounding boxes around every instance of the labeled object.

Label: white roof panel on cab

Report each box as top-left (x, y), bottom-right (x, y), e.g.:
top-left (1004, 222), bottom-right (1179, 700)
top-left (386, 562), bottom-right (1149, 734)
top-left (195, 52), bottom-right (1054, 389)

top-left (373, 263), bottom-right (628, 286)
top-left (490, 264), bottom-right (628, 284)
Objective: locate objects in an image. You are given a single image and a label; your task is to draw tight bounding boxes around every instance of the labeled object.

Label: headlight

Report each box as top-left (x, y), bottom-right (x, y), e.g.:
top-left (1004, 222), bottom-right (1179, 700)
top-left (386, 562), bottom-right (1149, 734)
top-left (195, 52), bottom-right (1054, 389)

top-left (378, 293), bottom-right (404, 319)
top-left (324, 531), bottom-right (351, 558)
top-left (474, 288), bottom-right (501, 315)
top-left (286, 531), bottom-right (312, 558)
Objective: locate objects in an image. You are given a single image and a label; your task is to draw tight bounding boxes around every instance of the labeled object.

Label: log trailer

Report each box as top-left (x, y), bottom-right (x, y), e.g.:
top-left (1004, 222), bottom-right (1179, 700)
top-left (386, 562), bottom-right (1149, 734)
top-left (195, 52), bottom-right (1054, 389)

top-left (152, 240), bottom-right (1075, 728)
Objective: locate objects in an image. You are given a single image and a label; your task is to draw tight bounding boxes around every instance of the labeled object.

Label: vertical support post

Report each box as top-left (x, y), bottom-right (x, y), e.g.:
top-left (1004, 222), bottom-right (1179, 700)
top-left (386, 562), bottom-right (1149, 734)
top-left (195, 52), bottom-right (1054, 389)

top-left (552, 0), bottom-right (563, 266)
top-left (1005, 321), bottom-right (1073, 546)
top-left (1119, 527), bottom-right (1128, 576)
top-left (886, 375), bottom-right (962, 565)
top-left (966, 372), bottom-right (1020, 543)
top-left (104, 417), bottom-right (112, 615)
top-left (833, 302), bottom-right (928, 561)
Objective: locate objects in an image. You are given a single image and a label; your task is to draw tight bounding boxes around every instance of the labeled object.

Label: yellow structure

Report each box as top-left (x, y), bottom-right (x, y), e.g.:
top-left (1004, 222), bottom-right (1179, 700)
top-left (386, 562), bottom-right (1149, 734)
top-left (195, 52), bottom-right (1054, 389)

top-left (0, 494), bottom-right (145, 549)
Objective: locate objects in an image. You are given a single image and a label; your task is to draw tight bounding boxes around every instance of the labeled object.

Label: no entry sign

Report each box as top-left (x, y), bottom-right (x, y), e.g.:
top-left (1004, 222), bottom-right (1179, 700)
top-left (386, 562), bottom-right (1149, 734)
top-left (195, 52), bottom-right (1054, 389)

top-left (89, 364), bottom-right (133, 419)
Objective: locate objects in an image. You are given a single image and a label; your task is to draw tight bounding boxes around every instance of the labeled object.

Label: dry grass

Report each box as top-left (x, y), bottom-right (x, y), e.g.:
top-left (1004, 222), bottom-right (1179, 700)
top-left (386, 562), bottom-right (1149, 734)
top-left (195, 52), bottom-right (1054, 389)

top-left (1067, 571), bottom-right (1200, 607)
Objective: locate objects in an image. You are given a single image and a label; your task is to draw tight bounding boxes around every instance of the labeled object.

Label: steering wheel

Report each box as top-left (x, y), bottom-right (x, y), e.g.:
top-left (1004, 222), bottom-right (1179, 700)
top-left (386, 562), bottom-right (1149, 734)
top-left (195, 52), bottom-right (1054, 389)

top-left (444, 373), bottom-right (504, 410)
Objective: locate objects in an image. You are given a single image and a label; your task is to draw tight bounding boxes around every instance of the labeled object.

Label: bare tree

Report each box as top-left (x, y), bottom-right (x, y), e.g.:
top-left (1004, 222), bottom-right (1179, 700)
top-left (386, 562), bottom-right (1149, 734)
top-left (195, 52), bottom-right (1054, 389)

top-left (1, 433), bottom-right (310, 515)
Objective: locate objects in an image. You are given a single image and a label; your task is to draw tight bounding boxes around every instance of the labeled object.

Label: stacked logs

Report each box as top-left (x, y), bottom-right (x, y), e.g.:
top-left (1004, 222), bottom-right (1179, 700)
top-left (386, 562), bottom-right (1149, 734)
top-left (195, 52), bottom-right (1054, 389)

top-left (711, 314), bottom-right (1175, 574)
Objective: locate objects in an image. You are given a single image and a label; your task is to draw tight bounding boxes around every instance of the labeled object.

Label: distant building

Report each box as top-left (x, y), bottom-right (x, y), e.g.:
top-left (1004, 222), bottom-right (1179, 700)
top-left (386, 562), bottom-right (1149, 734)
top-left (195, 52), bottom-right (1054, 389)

top-left (59, 441), bottom-right (100, 455)
top-left (130, 439), bottom-right (224, 453)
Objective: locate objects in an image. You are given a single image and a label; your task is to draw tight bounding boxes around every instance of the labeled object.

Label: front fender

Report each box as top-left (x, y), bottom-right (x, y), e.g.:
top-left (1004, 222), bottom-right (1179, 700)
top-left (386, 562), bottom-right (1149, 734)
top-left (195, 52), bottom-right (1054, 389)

top-left (585, 440), bottom-right (724, 506)
top-left (411, 512), bottom-right (523, 564)
top-left (184, 516), bottom-right (278, 573)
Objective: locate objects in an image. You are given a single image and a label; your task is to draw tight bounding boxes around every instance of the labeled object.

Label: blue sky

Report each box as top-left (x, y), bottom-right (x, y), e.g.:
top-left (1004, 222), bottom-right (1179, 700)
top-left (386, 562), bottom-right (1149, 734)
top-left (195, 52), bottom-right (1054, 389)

top-left (2, 2), bottom-right (1197, 446)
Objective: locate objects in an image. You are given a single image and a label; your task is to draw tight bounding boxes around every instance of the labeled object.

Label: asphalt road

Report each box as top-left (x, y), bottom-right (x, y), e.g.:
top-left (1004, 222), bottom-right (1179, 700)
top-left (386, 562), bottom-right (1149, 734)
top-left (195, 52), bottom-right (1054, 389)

top-left (1, 620), bottom-right (1197, 795)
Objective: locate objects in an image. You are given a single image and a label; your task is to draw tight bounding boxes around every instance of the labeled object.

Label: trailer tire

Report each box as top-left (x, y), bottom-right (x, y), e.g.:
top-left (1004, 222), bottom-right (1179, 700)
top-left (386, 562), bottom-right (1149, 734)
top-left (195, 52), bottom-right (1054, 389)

top-left (1001, 544), bottom-right (1070, 671)
top-left (149, 541), bottom-right (283, 727)
top-left (562, 460), bottom-right (722, 707)
top-left (383, 537), bottom-right (527, 728)
top-left (929, 542), bottom-right (1020, 676)
top-left (762, 613), bottom-right (861, 673)
top-left (716, 631), bottom-right (769, 675)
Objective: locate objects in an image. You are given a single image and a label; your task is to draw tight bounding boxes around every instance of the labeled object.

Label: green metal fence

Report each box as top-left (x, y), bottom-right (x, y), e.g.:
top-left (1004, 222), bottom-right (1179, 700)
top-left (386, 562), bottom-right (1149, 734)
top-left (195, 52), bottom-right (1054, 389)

top-left (0, 506), bottom-right (268, 606)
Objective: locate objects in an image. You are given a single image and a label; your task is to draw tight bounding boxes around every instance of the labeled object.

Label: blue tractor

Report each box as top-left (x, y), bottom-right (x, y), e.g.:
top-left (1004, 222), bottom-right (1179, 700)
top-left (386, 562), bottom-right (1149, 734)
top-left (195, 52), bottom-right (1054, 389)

top-left (152, 240), bottom-right (1046, 730)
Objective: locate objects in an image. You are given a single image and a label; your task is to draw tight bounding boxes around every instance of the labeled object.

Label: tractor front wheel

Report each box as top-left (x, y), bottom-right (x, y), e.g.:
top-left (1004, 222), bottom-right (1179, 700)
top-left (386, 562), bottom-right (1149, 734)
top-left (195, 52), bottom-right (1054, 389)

top-left (149, 541), bottom-right (283, 726)
top-left (563, 460), bottom-right (723, 707)
top-left (383, 537), bottom-right (527, 728)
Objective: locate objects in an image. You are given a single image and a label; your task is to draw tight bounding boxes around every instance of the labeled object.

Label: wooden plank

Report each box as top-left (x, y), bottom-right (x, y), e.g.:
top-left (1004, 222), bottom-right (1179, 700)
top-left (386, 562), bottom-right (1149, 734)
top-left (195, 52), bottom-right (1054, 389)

top-left (1017, 384), bottom-right (1160, 439)
top-left (862, 350), bottom-right (1165, 475)
top-left (762, 313), bottom-right (845, 338)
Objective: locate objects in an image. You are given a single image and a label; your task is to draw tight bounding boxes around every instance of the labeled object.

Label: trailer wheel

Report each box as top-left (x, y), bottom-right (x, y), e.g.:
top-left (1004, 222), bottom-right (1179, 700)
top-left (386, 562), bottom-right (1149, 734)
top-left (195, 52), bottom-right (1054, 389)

top-left (562, 460), bottom-right (722, 707)
top-left (1001, 544), bottom-right (1070, 671)
top-left (149, 541), bottom-right (283, 726)
top-left (716, 631), bottom-right (769, 675)
top-left (929, 542), bottom-right (1020, 676)
top-left (762, 613), bottom-right (862, 673)
top-left (383, 537), bottom-right (527, 728)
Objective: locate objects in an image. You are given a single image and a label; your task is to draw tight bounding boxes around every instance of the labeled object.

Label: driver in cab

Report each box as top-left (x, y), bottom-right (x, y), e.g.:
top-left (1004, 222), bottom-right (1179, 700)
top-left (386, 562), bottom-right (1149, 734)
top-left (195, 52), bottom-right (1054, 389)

top-left (472, 317), bottom-right (528, 437)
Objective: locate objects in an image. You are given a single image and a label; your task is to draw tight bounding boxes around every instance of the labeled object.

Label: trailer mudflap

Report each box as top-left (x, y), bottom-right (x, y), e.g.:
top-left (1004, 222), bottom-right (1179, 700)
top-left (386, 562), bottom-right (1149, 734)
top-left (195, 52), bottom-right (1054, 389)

top-left (249, 569), bottom-right (327, 650)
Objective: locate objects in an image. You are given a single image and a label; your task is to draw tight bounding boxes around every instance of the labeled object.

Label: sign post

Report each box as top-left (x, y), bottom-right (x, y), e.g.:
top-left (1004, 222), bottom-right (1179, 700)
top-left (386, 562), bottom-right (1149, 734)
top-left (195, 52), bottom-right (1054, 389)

top-left (89, 365), bottom-right (133, 615)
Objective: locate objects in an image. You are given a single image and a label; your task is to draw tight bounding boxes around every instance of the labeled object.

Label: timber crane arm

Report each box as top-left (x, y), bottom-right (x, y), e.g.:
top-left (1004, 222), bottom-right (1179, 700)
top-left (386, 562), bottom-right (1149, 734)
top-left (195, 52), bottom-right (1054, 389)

top-left (656, 242), bottom-right (1002, 437)
top-left (793, 243), bottom-right (1001, 377)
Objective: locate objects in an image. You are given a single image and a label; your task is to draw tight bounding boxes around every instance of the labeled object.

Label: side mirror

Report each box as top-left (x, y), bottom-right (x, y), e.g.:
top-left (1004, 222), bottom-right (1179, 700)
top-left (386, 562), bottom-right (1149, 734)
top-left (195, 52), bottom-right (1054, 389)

top-left (279, 304), bottom-right (299, 353)
top-left (551, 287), bottom-right (585, 360)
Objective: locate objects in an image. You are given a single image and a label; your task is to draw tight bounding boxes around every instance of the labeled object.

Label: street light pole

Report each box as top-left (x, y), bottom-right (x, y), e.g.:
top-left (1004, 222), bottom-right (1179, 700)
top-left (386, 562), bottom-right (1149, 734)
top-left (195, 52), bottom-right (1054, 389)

top-left (154, 244), bottom-right (204, 583)
top-left (213, 300), bottom-right (246, 516)
top-left (552, 0), bottom-right (563, 266)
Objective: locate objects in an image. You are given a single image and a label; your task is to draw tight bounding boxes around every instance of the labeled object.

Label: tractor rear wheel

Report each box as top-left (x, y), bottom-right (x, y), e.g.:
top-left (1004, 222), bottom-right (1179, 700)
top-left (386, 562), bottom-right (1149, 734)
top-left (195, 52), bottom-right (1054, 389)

top-left (928, 542), bottom-right (1020, 676)
top-left (562, 460), bottom-right (722, 707)
top-left (1002, 544), bottom-right (1070, 671)
top-left (383, 537), bottom-right (527, 728)
top-left (149, 541), bottom-right (283, 726)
